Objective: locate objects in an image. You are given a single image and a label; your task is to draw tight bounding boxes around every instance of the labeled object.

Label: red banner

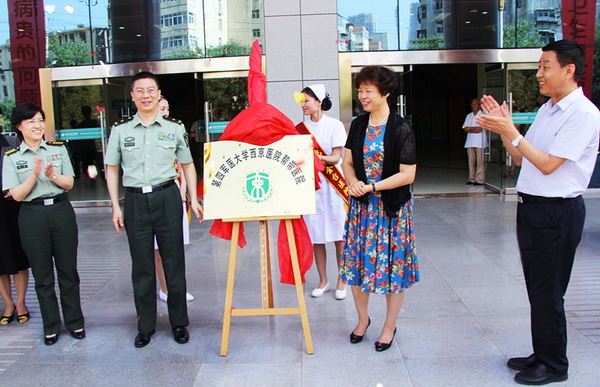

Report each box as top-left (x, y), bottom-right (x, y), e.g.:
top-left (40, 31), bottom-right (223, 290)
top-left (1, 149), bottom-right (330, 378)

top-left (295, 122), bottom-right (349, 206)
top-left (561, 0), bottom-right (597, 99)
top-left (8, 0), bottom-right (46, 106)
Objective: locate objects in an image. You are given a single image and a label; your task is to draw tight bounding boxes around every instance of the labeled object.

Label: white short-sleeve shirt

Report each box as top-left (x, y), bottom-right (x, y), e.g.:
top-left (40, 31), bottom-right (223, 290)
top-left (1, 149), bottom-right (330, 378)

top-left (463, 110), bottom-right (487, 148)
top-left (516, 88), bottom-right (600, 198)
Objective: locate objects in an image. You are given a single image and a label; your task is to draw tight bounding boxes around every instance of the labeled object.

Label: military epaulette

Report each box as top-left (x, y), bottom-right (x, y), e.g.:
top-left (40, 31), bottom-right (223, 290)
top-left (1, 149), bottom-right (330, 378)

top-left (46, 141), bottom-right (65, 146)
top-left (164, 116), bottom-right (183, 125)
top-left (114, 116), bottom-right (134, 126)
top-left (4, 147), bottom-right (18, 155)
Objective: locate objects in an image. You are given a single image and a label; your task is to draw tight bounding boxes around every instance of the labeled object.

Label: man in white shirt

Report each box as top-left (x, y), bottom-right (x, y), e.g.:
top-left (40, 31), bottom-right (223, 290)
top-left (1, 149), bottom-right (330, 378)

top-left (477, 39), bottom-right (600, 386)
top-left (463, 98), bottom-right (486, 185)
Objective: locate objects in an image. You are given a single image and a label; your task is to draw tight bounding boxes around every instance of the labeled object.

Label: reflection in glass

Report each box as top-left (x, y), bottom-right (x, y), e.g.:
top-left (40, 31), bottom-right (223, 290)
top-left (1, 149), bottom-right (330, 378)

top-left (0, 71), bottom-right (16, 133)
top-left (337, 0), bottom-right (572, 51)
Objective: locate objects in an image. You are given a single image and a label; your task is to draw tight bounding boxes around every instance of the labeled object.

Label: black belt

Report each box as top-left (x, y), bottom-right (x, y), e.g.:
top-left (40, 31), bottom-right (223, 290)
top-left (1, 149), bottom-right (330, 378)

top-left (126, 179), bottom-right (176, 194)
top-left (517, 192), bottom-right (575, 204)
top-left (27, 193), bottom-right (68, 206)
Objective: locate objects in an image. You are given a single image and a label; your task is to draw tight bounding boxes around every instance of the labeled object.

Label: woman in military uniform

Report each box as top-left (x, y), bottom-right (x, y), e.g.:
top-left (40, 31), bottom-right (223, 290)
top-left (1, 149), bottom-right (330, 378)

top-left (2, 103), bottom-right (85, 345)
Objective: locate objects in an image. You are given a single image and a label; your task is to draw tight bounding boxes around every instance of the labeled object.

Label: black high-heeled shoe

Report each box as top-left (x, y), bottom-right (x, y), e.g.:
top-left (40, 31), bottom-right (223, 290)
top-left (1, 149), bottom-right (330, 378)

top-left (375, 327), bottom-right (397, 352)
top-left (350, 318), bottom-right (371, 344)
top-left (44, 334), bottom-right (59, 346)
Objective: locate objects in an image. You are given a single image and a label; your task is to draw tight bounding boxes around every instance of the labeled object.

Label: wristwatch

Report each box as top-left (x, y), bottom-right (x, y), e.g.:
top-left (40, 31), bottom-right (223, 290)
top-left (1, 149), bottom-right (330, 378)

top-left (511, 134), bottom-right (524, 147)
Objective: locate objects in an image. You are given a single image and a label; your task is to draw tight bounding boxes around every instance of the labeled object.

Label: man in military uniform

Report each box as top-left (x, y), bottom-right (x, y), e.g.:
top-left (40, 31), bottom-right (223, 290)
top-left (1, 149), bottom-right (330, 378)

top-left (105, 71), bottom-right (203, 348)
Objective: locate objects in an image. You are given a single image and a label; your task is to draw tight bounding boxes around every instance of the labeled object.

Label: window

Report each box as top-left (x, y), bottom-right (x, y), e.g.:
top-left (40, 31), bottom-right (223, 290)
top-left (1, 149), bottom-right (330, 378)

top-left (252, 29), bottom-right (261, 37)
top-left (2, 86), bottom-right (7, 97)
top-left (252, 9), bottom-right (260, 19)
top-left (161, 12), bottom-right (195, 27)
top-left (161, 36), bottom-right (189, 49)
top-left (435, 0), bottom-right (443, 11)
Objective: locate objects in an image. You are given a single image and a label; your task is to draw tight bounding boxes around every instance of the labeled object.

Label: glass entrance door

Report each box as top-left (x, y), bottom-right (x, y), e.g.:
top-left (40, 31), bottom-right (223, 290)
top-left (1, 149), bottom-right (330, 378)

top-left (53, 79), bottom-right (109, 202)
top-left (482, 63), bottom-right (506, 193)
top-left (506, 63), bottom-right (546, 193)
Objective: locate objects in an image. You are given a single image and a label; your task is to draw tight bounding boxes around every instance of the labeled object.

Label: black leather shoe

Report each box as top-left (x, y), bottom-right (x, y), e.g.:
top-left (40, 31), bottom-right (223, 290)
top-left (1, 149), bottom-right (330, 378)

top-left (173, 326), bottom-right (189, 344)
top-left (134, 330), bottom-right (155, 348)
top-left (508, 354), bottom-right (538, 371)
top-left (466, 181), bottom-right (474, 185)
top-left (375, 327), bottom-right (397, 352)
top-left (44, 334), bottom-right (59, 346)
top-left (70, 329), bottom-right (86, 340)
top-left (350, 318), bottom-right (371, 344)
top-left (514, 363), bottom-right (568, 385)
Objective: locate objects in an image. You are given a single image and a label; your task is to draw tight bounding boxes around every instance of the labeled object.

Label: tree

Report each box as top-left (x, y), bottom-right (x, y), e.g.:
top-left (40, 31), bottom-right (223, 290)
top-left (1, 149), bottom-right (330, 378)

top-left (57, 86), bottom-right (102, 129)
top-left (203, 77), bottom-right (248, 121)
top-left (163, 47), bottom-right (202, 60)
top-left (206, 40), bottom-right (251, 57)
top-left (409, 35), bottom-right (444, 50)
top-left (46, 38), bottom-right (92, 67)
top-left (0, 98), bottom-right (15, 132)
top-left (503, 19), bottom-right (544, 48)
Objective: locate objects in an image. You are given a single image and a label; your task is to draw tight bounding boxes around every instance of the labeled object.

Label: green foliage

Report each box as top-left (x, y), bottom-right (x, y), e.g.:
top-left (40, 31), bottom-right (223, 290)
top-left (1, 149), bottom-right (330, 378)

top-left (409, 35), bottom-right (444, 50)
top-left (58, 86), bottom-right (102, 129)
top-left (47, 37), bottom-right (92, 67)
top-left (206, 40), bottom-right (251, 57)
top-left (503, 19), bottom-right (544, 48)
top-left (163, 47), bottom-right (203, 60)
top-left (508, 69), bottom-right (546, 113)
top-left (0, 98), bottom-right (16, 132)
top-left (204, 78), bottom-right (248, 121)
top-left (161, 41), bottom-right (251, 60)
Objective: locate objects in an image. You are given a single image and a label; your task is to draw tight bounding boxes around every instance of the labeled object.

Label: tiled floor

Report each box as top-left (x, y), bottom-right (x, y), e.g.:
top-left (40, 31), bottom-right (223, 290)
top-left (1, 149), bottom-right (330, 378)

top-left (1, 194), bottom-right (599, 386)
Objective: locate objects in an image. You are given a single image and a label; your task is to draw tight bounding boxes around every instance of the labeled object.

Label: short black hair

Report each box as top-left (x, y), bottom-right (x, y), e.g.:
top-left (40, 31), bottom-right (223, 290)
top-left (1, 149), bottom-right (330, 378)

top-left (131, 71), bottom-right (160, 90)
top-left (354, 66), bottom-right (397, 96)
top-left (542, 39), bottom-right (585, 82)
top-left (11, 102), bottom-right (45, 139)
top-left (301, 87), bottom-right (332, 111)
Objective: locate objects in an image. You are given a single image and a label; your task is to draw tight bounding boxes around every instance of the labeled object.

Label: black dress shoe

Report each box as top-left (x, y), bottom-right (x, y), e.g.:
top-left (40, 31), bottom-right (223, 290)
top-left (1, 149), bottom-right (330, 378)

top-left (350, 318), bottom-right (371, 344)
top-left (375, 327), bottom-right (397, 352)
top-left (514, 363), bottom-right (568, 385)
top-left (508, 354), bottom-right (538, 371)
top-left (44, 334), bottom-right (59, 346)
top-left (134, 330), bottom-right (155, 348)
top-left (70, 329), bottom-right (86, 340)
top-left (173, 326), bottom-right (189, 344)
top-left (466, 181), bottom-right (474, 185)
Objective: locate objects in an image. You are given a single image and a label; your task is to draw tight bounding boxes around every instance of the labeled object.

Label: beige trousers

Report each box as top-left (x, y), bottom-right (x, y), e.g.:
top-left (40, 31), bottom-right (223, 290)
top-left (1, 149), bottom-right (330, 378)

top-left (467, 147), bottom-right (485, 184)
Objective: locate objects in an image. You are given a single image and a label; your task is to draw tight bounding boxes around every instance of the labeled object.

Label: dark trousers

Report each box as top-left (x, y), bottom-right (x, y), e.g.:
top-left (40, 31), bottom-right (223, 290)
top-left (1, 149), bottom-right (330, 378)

top-left (18, 200), bottom-right (84, 335)
top-left (124, 184), bottom-right (188, 333)
top-left (516, 196), bottom-right (585, 374)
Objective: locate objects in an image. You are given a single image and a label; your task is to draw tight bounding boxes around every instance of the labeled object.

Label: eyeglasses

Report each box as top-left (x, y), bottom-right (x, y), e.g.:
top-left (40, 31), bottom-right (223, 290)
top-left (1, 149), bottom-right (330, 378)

top-left (26, 119), bottom-right (45, 125)
top-left (133, 87), bottom-right (157, 96)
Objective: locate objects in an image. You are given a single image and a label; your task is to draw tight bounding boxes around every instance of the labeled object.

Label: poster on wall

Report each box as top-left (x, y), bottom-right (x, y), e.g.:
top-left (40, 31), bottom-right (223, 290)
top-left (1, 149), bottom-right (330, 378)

top-left (203, 135), bottom-right (316, 220)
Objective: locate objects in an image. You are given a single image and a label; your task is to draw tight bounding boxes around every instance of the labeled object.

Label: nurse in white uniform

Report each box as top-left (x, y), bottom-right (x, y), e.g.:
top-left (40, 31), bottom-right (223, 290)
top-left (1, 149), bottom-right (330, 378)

top-left (298, 85), bottom-right (348, 300)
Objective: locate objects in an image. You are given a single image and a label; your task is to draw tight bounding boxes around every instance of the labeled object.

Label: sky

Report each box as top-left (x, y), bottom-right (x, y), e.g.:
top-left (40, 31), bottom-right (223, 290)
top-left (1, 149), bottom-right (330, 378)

top-left (0, 0), bottom-right (110, 44)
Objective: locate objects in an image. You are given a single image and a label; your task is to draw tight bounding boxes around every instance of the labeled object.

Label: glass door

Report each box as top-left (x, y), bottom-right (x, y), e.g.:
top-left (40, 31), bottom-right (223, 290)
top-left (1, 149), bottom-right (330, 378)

top-left (52, 79), bottom-right (109, 202)
top-left (506, 63), bottom-right (546, 193)
top-left (482, 63), bottom-right (506, 193)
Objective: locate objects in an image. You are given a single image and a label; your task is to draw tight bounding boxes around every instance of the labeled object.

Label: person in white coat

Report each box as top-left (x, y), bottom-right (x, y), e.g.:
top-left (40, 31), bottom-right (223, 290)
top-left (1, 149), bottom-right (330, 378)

top-left (297, 84), bottom-right (348, 300)
top-left (463, 98), bottom-right (487, 185)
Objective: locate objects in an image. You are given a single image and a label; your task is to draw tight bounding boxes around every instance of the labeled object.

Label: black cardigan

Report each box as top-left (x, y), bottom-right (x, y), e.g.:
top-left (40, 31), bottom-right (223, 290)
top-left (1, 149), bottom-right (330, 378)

top-left (345, 112), bottom-right (416, 218)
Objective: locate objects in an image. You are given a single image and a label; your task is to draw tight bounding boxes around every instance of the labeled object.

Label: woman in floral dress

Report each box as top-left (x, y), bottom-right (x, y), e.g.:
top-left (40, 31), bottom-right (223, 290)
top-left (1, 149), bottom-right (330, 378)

top-left (340, 65), bottom-right (419, 352)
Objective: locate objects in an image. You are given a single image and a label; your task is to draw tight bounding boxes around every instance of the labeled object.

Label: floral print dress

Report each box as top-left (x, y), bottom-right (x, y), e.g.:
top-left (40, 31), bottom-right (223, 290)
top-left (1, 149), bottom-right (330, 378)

top-left (340, 124), bottom-right (419, 294)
